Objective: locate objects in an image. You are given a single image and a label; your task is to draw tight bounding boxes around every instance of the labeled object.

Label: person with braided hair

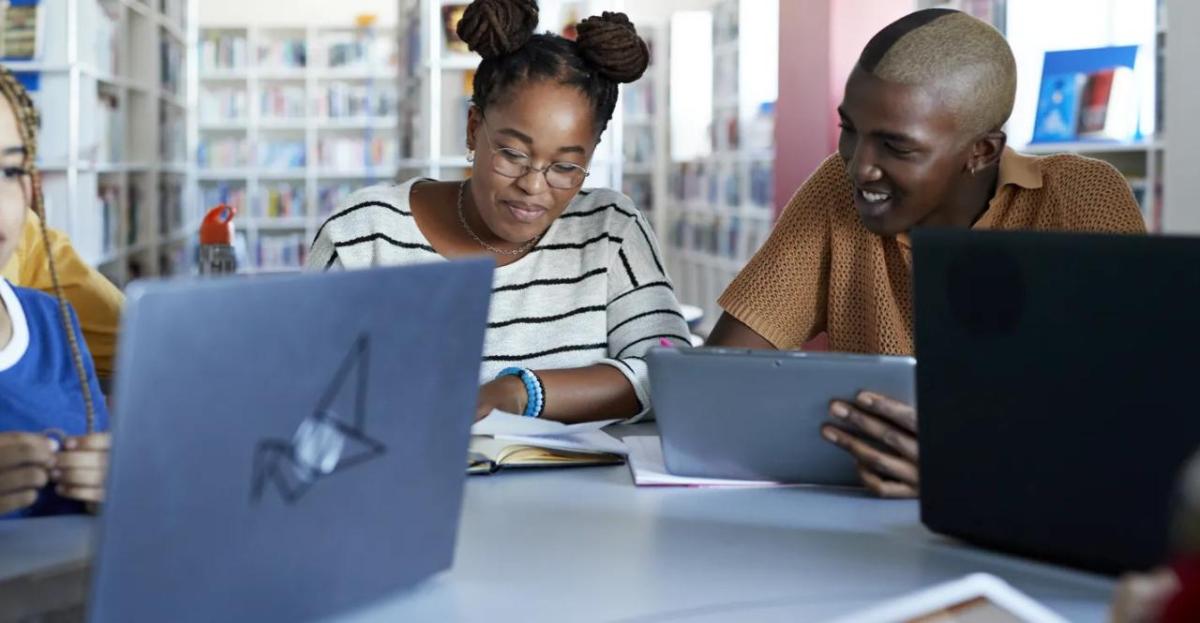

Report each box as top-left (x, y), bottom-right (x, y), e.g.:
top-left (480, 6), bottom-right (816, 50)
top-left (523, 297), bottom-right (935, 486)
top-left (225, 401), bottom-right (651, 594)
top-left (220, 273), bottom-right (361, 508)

top-left (309, 0), bottom-right (687, 424)
top-left (0, 67), bottom-right (111, 517)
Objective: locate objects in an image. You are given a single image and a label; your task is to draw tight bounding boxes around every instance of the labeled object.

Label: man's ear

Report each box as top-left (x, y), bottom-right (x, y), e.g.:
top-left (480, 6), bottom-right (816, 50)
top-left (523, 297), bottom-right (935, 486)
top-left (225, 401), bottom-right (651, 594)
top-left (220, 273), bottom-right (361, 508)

top-left (969, 129), bottom-right (1007, 173)
top-left (466, 106), bottom-right (483, 152)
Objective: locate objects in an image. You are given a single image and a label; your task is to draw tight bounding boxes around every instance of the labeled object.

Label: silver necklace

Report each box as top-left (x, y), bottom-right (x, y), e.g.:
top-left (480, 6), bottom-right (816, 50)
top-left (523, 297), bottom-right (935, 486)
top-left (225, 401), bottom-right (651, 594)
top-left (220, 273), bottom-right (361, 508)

top-left (456, 181), bottom-right (541, 256)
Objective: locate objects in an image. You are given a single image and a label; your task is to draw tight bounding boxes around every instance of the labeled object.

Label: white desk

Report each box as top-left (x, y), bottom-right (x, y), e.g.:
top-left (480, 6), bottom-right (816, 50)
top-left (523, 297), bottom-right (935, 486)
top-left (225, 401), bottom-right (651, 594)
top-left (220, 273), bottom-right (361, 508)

top-left (3, 463), bottom-right (1114, 622)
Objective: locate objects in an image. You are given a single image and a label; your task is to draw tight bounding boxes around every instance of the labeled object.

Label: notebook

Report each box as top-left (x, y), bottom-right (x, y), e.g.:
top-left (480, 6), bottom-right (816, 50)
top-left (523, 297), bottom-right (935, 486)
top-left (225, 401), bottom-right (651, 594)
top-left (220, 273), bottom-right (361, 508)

top-left (467, 412), bottom-right (627, 475)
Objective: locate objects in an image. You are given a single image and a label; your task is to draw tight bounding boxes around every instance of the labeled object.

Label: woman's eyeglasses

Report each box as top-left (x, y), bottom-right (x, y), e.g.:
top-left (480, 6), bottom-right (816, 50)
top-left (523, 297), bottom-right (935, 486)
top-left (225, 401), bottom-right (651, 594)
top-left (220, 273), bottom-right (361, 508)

top-left (478, 120), bottom-right (590, 190)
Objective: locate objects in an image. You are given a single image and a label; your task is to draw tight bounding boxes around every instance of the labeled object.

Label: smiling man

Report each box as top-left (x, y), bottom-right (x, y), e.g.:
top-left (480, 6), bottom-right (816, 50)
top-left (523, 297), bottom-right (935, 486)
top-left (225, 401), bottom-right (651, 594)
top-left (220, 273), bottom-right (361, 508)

top-left (707, 9), bottom-right (1146, 497)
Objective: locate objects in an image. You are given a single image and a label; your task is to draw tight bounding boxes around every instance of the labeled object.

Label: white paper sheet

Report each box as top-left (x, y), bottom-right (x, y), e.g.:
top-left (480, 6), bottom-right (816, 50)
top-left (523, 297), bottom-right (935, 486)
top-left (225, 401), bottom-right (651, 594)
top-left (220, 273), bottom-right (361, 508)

top-left (471, 411), bottom-right (622, 437)
top-left (494, 430), bottom-right (629, 457)
top-left (624, 435), bottom-right (790, 488)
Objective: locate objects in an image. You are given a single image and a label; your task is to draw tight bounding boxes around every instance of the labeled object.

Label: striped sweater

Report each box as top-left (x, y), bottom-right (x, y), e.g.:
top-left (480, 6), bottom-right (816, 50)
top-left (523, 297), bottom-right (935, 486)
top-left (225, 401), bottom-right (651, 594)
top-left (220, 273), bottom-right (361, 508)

top-left (306, 178), bottom-right (690, 421)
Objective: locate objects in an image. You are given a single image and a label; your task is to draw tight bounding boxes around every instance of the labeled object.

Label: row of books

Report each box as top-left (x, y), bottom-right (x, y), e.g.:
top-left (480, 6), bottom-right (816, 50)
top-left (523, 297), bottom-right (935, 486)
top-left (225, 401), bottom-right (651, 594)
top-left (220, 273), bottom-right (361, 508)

top-left (671, 162), bottom-right (773, 210)
top-left (198, 137), bottom-right (249, 168)
top-left (201, 183), bottom-right (247, 218)
top-left (0, 0), bottom-right (40, 60)
top-left (99, 182), bottom-right (121, 256)
top-left (623, 129), bottom-right (654, 166)
top-left (668, 212), bottom-right (771, 262)
top-left (200, 87), bottom-right (248, 123)
top-left (93, 89), bottom-right (124, 164)
top-left (622, 177), bottom-right (653, 215)
top-left (318, 136), bottom-right (397, 170)
top-left (322, 32), bottom-right (397, 69)
top-left (319, 82), bottom-right (399, 118)
top-left (258, 37), bottom-right (306, 69)
top-left (258, 140), bottom-right (306, 169)
top-left (260, 85), bottom-right (306, 119)
top-left (200, 33), bottom-right (249, 71)
top-left (161, 39), bottom-right (184, 95)
top-left (622, 81), bottom-right (655, 119)
top-left (158, 176), bottom-right (184, 236)
top-left (160, 107), bottom-right (186, 163)
top-left (257, 183), bottom-right (306, 218)
top-left (200, 181), bottom-right (356, 221)
top-left (255, 232), bottom-right (307, 271)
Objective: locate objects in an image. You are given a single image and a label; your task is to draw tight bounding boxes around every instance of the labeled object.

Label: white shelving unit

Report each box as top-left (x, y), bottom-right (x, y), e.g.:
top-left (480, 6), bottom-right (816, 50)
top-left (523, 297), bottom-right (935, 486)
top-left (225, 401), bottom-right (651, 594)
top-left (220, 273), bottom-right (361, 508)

top-left (193, 22), bottom-right (399, 273)
top-left (396, 0), bottom-right (625, 190)
top-left (618, 23), bottom-right (668, 236)
top-left (663, 0), bottom-right (778, 334)
top-left (7, 0), bottom-right (195, 286)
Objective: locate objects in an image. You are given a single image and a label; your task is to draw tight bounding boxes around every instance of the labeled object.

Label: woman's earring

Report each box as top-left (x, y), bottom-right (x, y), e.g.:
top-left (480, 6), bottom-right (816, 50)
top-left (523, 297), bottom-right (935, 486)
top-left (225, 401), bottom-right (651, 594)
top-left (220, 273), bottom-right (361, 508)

top-left (466, 149), bottom-right (475, 163)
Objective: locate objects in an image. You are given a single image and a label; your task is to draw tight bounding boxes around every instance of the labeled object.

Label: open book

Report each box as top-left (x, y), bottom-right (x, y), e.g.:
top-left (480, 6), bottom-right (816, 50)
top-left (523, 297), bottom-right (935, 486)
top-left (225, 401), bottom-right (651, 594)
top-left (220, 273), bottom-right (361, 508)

top-left (467, 412), bottom-right (627, 475)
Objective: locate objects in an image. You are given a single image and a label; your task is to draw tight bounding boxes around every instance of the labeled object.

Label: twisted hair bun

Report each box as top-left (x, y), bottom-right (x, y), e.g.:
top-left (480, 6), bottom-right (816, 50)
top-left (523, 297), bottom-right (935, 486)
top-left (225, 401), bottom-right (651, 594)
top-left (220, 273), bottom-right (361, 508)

top-left (456, 0), bottom-right (540, 59)
top-left (576, 12), bottom-right (650, 84)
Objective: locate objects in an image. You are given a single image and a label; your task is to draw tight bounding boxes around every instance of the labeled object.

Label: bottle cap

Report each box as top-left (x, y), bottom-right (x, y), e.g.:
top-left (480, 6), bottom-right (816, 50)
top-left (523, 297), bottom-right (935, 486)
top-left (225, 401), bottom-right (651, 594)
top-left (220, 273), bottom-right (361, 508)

top-left (200, 205), bottom-right (237, 246)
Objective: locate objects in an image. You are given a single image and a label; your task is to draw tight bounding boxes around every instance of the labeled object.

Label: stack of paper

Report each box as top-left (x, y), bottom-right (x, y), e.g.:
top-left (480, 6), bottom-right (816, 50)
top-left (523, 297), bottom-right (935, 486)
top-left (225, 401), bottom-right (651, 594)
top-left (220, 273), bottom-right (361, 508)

top-left (624, 436), bottom-right (790, 488)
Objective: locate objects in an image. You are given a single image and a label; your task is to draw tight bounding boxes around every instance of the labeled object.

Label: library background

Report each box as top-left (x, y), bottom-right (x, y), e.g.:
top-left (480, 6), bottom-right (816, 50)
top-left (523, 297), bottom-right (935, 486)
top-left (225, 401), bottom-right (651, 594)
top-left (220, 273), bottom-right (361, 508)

top-left (4, 0), bottom-right (1198, 335)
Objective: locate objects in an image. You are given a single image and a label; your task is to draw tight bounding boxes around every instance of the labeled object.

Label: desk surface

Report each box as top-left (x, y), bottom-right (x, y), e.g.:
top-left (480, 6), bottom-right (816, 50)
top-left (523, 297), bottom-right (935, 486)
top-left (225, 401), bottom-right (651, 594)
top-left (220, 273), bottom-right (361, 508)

top-left (2, 462), bottom-right (1114, 622)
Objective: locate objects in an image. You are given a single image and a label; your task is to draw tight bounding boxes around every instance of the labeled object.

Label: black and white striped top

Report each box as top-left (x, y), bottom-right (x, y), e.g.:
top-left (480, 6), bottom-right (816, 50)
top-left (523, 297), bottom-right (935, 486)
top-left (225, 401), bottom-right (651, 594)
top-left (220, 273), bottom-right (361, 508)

top-left (306, 178), bottom-right (690, 421)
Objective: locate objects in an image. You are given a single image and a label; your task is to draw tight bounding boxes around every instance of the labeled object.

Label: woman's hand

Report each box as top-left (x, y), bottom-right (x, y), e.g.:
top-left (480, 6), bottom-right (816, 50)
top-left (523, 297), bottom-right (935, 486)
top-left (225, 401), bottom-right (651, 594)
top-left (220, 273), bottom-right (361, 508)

top-left (475, 376), bottom-right (528, 421)
top-left (821, 391), bottom-right (919, 498)
top-left (51, 433), bottom-right (110, 505)
top-left (0, 433), bottom-right (56, 514)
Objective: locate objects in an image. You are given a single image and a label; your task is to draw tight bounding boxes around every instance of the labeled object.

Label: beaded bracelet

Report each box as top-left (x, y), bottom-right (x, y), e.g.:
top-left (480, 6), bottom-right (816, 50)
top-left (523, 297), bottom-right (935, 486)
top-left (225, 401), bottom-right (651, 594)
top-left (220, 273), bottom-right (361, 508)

top-left (496, 367), bottom-right (545, 418)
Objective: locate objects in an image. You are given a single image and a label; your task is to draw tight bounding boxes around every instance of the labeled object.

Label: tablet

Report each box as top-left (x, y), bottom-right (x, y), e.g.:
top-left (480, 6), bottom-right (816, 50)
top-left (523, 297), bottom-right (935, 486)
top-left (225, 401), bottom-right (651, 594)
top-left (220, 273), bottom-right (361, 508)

top-left (647, 347), bottom-right (915, 484)
top-left (825, 573), bottom-right (1069, 623)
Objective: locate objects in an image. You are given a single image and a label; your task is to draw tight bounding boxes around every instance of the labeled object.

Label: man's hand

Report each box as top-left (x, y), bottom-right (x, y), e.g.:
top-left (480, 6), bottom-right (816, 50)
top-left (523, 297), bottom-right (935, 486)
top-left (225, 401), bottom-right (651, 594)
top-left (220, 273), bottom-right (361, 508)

top-left (0, 433), bottom-right (56, 514)
top-left (821, 391), bottom-right (919, 498)
top-left (52, 433), bottom-right (110, 505)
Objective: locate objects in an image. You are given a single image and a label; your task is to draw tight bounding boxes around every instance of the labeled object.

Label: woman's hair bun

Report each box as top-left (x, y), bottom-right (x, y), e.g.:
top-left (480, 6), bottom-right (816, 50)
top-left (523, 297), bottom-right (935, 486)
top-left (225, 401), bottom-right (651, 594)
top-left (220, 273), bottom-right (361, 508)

top-left (456, 0), bottom-right (540, 59)
top-left (575, 11), bottom-right (650, 84)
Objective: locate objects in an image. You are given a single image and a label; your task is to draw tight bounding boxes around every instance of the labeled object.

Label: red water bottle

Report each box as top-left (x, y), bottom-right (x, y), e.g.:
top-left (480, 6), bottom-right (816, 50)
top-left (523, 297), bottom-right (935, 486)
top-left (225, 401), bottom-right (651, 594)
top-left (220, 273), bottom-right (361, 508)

top-left (199, 205), bottom-right (238, 275)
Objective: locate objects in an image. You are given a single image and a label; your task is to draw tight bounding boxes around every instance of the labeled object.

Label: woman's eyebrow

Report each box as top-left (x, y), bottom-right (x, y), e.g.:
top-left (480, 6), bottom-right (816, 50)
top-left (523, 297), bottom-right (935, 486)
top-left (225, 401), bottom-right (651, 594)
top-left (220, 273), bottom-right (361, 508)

top-left (2, 146), bottom-right (27, 156)
top-left (495, 128), bottom-right (586, 156)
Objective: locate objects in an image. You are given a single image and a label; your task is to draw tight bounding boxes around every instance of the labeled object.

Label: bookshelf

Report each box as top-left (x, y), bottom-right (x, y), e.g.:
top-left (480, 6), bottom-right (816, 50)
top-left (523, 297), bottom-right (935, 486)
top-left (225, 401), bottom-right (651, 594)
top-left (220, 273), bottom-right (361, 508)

top-left (923, 0), bottom-right (1168, 231)
top-left (396, 0), bottom-right (624, 192)
top-left (5, 0), bottom-right (196, 286)
top-left (619, 23), bottom-right (668, 237)
top-left (662, 0), bottom-right (778, 334)
top-left (193, 22), bottom-right (399, 273)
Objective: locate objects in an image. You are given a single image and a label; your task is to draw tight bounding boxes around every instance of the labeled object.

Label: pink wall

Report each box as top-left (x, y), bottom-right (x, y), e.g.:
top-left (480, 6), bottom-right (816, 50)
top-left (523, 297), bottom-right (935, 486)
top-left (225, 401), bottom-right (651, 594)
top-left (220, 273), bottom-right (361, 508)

top-left (774, 0), bottom-right (913, 216)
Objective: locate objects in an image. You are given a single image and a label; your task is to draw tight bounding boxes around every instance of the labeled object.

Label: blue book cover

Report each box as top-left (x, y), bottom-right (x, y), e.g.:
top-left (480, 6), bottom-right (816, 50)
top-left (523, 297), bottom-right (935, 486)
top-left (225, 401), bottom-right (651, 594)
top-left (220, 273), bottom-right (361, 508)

top-left (1031, 46), bottom-right (1139, 144)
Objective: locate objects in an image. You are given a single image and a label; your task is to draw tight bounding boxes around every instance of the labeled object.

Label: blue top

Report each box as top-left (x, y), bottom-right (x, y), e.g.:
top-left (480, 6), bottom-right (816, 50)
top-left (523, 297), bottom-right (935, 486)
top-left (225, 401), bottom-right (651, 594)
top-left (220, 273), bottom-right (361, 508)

top-left (0, 279), bottom-right (110, 518)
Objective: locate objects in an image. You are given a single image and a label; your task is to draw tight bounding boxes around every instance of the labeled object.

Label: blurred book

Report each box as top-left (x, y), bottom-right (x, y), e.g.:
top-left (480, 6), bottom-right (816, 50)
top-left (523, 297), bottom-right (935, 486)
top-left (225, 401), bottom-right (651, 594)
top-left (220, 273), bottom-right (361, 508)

top-left (0, 0), bottom-right (41, 60)
top-left (1032, 45), bottom-right (1140, 144)
top-left (442, 4), bottom-right (469, 54)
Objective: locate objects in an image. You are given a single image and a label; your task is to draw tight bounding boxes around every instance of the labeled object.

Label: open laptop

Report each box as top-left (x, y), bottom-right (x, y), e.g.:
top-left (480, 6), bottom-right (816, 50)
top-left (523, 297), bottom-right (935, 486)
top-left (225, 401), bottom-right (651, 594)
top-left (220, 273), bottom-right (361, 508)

top-left (913, 229), bottom-right (1200, 574)
top-left (648, 347), bottom-right (915, 484)
top-left (88, 260), bottom-right (493, 622)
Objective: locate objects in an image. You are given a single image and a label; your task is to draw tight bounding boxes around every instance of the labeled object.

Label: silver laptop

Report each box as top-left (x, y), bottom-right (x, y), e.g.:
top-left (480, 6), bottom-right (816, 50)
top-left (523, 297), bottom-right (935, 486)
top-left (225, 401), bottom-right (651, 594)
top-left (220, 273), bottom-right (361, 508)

top-left (648, 347), bottom-right (916, 485)
top-left (88, 260), bottom-right (493, 623)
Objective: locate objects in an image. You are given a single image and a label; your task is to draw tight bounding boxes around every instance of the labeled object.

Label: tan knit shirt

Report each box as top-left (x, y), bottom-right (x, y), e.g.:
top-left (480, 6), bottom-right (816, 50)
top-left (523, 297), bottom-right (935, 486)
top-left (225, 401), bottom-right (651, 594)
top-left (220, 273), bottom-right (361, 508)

top-left (718, 148), bottom-right (1147, 355)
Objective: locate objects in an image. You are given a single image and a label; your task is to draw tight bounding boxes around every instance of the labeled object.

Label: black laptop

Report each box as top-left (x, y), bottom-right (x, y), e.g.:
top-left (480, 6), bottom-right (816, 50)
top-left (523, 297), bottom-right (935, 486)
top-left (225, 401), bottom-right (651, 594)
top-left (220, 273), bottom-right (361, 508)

top-left (913, 228), bottom-right (1200, 575)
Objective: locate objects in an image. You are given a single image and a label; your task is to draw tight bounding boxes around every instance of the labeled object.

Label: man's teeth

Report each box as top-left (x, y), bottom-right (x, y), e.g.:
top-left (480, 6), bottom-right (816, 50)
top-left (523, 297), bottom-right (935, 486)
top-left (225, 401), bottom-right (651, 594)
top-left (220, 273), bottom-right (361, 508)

top-left (861, 190), bottom-right (890, 203)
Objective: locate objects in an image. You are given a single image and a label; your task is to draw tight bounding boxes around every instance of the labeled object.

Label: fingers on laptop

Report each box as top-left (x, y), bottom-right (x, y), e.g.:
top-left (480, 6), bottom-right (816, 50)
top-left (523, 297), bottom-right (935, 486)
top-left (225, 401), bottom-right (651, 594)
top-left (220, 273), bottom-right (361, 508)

top-left (856, 463), bottom-right (918, 499)
top-left (854, 392), bottom-right (917, 433)
top-left (828, 400), bottom-right (918, 461)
